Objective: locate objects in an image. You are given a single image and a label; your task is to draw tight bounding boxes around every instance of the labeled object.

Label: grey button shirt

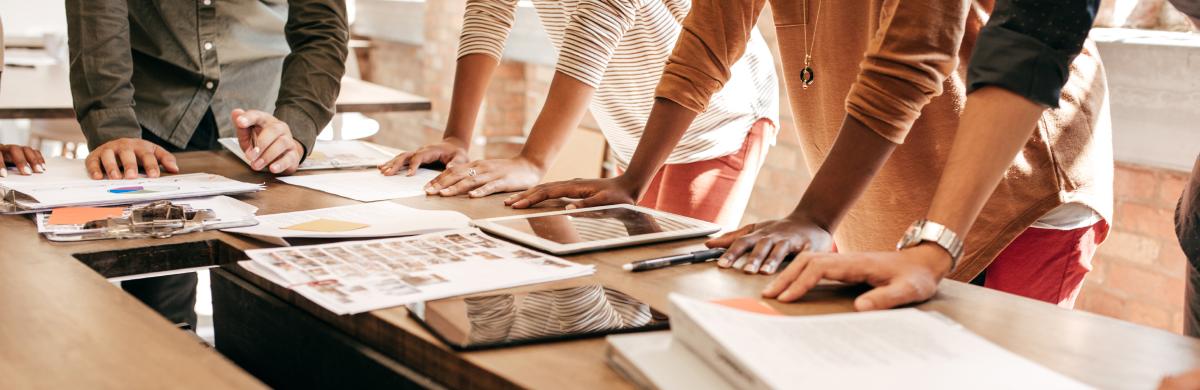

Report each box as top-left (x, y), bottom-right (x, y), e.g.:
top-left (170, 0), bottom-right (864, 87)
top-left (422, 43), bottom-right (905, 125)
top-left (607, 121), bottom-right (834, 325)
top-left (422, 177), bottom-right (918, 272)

top-left (65, 0), bottom-right (349, 156)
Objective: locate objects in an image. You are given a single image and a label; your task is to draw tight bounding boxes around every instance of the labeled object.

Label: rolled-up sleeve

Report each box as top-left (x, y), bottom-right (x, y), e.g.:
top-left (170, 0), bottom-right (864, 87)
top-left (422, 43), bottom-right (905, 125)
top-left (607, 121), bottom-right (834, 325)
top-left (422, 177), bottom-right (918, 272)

top-left (654, 0), bottom-right (767, 114)
top-left (966, 0), bottom-right (1100, 108)
top-left (555, 0), bottom-right (644, 88)
top-left (275, 0), bottom-right (349, 158)
top-left (844, 0), bottom-right (968, 144)
top-left (459, 0), bottom-right (519, 61)
top-left (66, 0), bottom-right (143, 149)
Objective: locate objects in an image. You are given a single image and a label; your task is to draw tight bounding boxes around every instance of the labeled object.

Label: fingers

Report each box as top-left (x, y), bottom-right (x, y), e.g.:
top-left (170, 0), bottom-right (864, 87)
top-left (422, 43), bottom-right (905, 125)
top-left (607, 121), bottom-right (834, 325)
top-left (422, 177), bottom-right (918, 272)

top-left (565, 192), bottom-right (618, 210)
top-left (256, 134), bottom-right (294, 173)
top-left (27, 147), bottom-right (46, 173)
top-left (379, 152), bottom-right (413, 176)
top-left (118, 149), bottom-right (139, 178)
top-left (439, 169), bottom-right (493, 196)
top-left (705, 223), bottom-right (756, 249)
top-left (760, 241), bottom-right (802, 275)
top-left (155, 146), bottom-right (180, 173)
top-left (506, 187), bottom-right (552, 209)
top-left (6, 147), bottom-right (31, 175)
top-left (762, 254), bottom-right (810, 298)
top-left (775, 256), bottom-right (837, 302)
top-left (99, 149), bottom-right (122, 179)
top-left (407, 151), bottom-right (429, 176)
top-left (854, 279), bottom-right (928, 311)
top-left (734, 238), bottom-right (775, 274)
top-left (232, 108), bottom-right (255, 153)
top-left (426, 164), bottom-right (472, 195)
top-left (468, 178), bottom-right (506, 198)
top-left (139, 149), bottom-right (161, 178)
top-left (85, 154), bottom-right (103, 180)
top-left (717, 233), bottom-right (758, 268)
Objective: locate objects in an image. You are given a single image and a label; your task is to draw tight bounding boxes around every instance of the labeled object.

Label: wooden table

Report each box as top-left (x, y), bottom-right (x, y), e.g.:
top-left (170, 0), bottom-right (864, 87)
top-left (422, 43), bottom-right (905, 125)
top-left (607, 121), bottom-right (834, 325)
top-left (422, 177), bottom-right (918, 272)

top-left (0, 65), bottom-right (430, 119)
top-left (3, 151), bottom-right (1200, 389)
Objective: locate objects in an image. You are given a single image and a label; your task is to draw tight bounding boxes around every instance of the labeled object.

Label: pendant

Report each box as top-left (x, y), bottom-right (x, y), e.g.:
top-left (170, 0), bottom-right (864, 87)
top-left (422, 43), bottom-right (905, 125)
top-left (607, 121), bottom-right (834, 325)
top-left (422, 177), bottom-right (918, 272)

top-left (800, 54), bottom-right (815, 90)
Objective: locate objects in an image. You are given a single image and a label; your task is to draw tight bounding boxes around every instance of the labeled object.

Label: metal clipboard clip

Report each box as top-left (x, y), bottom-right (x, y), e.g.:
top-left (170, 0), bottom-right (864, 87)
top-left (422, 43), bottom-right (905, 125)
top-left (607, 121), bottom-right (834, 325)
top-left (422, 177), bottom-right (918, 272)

top-left (43, 200), bottom-right (253, 242)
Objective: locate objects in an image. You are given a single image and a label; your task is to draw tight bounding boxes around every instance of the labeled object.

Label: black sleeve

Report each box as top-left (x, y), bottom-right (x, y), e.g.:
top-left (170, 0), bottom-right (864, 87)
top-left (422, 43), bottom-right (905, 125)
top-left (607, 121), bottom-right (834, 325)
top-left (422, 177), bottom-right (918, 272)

top-left (1169, 0), bottom-right (1200, 18)
top-left (966, 0), bottom-right (1100, 108)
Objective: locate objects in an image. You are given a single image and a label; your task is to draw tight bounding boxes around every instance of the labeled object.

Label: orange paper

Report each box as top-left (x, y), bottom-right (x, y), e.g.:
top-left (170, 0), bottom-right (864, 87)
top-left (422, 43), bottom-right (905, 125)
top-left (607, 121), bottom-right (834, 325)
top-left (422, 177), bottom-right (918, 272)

top-left (48, 207), bottom-right (125, 225)
top-left (711, 297), bottom-right (782, 316)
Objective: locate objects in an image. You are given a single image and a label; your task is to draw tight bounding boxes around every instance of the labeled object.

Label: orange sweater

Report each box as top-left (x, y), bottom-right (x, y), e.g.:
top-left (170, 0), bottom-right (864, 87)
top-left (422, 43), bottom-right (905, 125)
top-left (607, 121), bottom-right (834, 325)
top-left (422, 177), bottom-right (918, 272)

top-left (655, 0), bottom-right (1112, 280)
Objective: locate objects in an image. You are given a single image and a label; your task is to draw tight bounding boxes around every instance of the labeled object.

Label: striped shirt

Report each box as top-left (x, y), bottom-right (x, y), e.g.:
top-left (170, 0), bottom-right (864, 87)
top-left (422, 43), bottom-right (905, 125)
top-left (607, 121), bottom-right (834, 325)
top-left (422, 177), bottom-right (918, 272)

top-left (460, 0), bottom-right (778, 166)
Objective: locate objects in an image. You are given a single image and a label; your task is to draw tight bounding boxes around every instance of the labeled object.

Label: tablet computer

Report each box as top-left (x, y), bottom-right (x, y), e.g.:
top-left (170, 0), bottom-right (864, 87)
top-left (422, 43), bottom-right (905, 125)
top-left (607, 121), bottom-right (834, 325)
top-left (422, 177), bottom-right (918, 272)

top-left (470, 204), bottom-right (721, 255)
top-left (408, 284), bottom-right (669, 351)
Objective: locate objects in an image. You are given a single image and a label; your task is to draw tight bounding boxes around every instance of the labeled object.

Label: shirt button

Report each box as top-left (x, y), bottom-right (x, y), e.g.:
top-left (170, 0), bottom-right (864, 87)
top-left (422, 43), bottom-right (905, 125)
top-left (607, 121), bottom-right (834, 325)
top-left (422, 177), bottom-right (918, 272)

top-left (203, 42), bottom-right (213, 51)
top-left (205, 81), bottom-right (215, 90)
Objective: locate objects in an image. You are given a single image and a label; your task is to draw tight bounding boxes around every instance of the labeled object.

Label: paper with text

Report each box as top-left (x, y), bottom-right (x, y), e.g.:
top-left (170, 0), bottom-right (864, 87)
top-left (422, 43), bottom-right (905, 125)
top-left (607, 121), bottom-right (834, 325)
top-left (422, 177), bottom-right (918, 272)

top-left (219, 138), bottom-right (395, 171)
top-left (3, 173), bottom-right (263, 212)
top-left (668, 294), bottom-right (1091, 390)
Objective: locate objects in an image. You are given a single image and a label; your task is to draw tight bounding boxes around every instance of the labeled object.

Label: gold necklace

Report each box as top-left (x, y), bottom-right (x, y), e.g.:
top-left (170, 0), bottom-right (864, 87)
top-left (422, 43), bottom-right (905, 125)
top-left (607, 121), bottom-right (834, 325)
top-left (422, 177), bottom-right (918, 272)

top-left (800, 0), bottom-right (823, 90)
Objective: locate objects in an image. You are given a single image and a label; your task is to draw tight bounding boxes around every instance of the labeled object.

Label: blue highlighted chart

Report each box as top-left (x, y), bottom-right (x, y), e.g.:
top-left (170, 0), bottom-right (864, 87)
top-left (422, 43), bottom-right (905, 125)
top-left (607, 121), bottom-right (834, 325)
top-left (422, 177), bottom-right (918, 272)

top-left (106, 185), bottom-right (180, 195)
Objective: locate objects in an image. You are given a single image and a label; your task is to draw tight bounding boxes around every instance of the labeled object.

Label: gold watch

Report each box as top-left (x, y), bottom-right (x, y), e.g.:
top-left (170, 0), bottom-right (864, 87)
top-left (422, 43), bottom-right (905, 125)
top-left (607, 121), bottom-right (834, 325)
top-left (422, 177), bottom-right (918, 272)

top-left (896, 219), bottom-right (963, 272)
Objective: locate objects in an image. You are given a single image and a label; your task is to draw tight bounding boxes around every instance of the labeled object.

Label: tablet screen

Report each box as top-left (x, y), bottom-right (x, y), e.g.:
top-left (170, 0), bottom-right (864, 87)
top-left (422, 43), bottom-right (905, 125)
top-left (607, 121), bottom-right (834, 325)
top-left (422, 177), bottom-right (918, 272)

top-left (411, 284), bottom-right (669, 350)
top-left (489, 206), bottom-right (696, 244)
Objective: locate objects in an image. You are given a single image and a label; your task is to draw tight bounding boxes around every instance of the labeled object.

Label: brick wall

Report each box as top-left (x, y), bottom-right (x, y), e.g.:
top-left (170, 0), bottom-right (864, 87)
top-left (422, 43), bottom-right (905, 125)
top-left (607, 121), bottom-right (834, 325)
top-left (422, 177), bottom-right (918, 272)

top-left (358, 2), bottom-right (1191, 335)
top-left (1077, 163), bottom-right (1191, 333)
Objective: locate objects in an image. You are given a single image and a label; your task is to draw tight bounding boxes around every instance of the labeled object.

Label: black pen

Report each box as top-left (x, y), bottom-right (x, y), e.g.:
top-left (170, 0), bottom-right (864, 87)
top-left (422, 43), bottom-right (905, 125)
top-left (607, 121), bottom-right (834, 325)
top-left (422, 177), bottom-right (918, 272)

top-left (623, 248), bottom-right (727, 272)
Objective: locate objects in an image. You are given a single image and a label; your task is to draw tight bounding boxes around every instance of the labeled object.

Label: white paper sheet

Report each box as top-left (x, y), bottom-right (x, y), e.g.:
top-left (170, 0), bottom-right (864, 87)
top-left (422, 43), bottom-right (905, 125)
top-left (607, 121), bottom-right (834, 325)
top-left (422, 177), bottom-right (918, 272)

top-left (221, 201), bottom-right (470, 246)
top-left (276, 169), bottom-right (439, 202)
top-left (242, 228), bottom-right (595, 315)
top-left (2, 173), bottom-right (263, 212)
top-left (668, 294), bottom-right (1091, 390)
top-left (0, 158), bottom-right (95, 184)
top-left (219, 138), bottom-right (395, 171)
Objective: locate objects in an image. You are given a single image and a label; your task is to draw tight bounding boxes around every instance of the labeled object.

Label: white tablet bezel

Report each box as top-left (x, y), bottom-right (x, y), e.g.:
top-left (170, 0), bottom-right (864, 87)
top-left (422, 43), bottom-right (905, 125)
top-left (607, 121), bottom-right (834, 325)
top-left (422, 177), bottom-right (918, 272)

top-left (470, 204), bottom-right (721, 255)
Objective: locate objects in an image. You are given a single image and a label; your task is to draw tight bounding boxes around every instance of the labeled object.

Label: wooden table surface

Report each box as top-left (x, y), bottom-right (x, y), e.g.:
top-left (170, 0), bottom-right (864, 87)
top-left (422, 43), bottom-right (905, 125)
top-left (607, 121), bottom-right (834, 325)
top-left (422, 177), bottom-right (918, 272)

top-left (0, 65), bottom-right (430, 119)
top-left (3, 151), bottom-right (1200, 389)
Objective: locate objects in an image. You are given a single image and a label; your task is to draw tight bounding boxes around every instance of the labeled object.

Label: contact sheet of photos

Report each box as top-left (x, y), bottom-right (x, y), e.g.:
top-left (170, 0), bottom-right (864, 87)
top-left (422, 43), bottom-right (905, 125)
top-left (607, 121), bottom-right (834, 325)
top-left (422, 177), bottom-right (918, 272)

top-left (243, 228), bottom-right (596, 315)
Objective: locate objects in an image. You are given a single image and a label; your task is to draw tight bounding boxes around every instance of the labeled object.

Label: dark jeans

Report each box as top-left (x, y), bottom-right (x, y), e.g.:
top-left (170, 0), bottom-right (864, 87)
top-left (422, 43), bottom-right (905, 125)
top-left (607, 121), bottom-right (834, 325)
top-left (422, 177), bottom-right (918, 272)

top-left (120, 110), bottom-right (219, 329)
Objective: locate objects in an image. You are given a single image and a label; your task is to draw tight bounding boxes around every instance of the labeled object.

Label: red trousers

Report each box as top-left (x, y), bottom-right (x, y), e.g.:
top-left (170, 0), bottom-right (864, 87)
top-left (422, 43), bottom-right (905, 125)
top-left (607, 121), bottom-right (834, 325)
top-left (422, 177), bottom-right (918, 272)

top-left (636, 119), bottom-right (772, 230)
top-left (983, 220), bottom-right (1110, 308)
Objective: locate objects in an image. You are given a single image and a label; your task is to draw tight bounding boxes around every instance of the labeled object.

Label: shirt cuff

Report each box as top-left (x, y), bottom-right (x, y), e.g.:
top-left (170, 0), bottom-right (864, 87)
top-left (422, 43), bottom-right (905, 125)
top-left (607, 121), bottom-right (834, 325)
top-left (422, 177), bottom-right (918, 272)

top-left (967, 26), bottom-right (1072, 108)
top-left (80, 106), bottom-right (141, 150)
top-left (275, 104), bottom-right (318, 163)
top-left (654, 66), bottom-right (724, 114)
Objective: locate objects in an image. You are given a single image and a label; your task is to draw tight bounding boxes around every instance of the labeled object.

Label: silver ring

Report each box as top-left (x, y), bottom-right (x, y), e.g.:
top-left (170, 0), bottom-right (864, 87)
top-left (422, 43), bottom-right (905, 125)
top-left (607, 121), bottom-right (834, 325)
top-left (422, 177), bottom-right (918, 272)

top-left (467, 168), bottom-right (477, 177)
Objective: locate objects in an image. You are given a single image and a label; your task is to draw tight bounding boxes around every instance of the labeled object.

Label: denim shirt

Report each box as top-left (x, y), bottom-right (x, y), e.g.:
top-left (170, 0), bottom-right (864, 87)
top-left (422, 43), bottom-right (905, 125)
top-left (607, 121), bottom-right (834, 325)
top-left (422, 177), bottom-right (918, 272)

top-left (65, 0), bottom-right (349, 155)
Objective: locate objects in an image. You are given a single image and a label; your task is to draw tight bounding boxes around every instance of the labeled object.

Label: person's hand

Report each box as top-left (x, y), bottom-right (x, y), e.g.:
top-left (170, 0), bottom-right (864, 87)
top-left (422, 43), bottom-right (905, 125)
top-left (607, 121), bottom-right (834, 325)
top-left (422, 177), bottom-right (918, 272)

top-left (1160, 368), bottom-right (1200, 390)
top-left (85, 138), bottom-right (179, 180)
top-left (505, 177), bottom-right (639, 210)
top-left (232, 109), bottom-right (303, 175)
top-left (378, 139), bottom-right (469, 177)
top-left (0, 144), bottom-right (46, 177)
top-left (424, 156), bottom-right (544, 198)
top-left (761, 243), bottom-right (951, 311)
top-left (705, 215), bottom-right (834, 274)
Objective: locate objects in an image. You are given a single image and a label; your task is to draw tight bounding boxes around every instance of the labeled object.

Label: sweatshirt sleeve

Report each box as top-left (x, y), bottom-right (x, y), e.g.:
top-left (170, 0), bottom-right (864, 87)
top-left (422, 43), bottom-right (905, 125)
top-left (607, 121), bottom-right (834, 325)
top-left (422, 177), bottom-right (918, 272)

top-left (459, 0), bottom-right (520, 60)
top-left (653, 0), bottom-right (768, 113)
top-left (843, 0), bottom-right (969, 144)
top-left (555, 0), bottom-right (646, 88)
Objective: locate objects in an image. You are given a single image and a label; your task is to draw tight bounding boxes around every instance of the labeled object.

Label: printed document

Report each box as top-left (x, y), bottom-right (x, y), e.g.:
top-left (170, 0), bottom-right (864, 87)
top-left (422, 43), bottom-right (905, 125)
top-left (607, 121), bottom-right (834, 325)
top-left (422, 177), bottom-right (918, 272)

top-left (277, 169), bottom-right (440, 202)
top-left (222, 201), bottom-right (470, 246)
top-left (36, 196), bottom-right (259, 240)
top-left (2, 173), bottom-right (263, 213)
top-left (242, 228), bottom-right (595, 315)
top-left (219, 138), bottom-right (395, 171)
top-left (667, 294), bottom-right (1090, 390)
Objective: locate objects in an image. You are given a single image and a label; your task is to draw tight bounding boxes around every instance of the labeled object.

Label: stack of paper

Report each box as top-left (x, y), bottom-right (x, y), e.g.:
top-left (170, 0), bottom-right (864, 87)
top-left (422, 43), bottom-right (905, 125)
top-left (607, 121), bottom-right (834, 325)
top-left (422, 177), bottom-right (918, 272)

top-left (222, 201), bottom-right (470, 246)
top-left (219, 138), bottom-right (395, 170)
top-left (617, 294), bottom-right (1090, 390)
top-left (241, 228), bottom-right (595, 315)
top-left (277, 169), bottom-right (440, 202)
top-left (36, 196), bottom-right (259, 241)
top-left (1, 173), bottom-right (264, 213)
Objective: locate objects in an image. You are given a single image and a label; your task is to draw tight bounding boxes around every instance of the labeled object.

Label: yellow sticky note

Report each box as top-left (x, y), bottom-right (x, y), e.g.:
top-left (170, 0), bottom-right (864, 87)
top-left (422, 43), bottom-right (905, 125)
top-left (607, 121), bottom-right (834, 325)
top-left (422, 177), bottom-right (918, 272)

top-left (282, 218), bottom-right (369, 233)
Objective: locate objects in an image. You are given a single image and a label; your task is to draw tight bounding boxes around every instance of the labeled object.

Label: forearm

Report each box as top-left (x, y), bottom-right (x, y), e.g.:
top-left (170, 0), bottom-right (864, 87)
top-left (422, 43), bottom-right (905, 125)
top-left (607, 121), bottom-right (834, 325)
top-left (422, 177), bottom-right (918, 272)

top-left (517, 71), bottom-right (595, 171)
top-left (790, 116), bottom-right (897, 231)
top-left (925, 87), bottom-right (1044, 234)
top-left (443, 54), bottom-right (501, 148)
top-left (618, 98), bottom-right (699, 192)
top-left (277, 0), bottom-right (348, 156)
